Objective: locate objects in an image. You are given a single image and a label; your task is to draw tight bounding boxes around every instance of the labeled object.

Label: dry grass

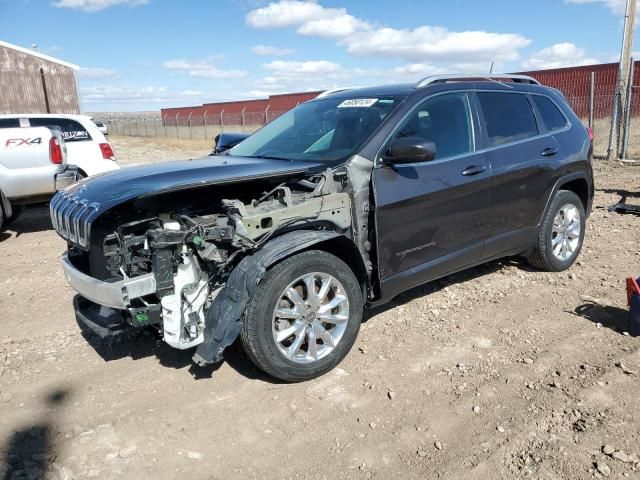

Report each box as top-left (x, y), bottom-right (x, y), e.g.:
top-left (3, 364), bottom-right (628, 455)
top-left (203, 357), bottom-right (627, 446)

top-left (109, 135), bottom-right (212, 152)
top-left (109, 135), bottom-right (212, 166)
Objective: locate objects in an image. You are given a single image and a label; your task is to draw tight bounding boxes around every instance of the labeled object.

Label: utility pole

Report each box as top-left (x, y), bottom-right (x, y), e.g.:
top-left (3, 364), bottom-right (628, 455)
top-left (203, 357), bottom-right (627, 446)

top-left (610, 0), bottom-right (636, 159)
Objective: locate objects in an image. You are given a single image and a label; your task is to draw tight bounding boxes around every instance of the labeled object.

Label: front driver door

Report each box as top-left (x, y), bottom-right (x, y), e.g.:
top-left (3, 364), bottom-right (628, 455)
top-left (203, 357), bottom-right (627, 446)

top-left (372, 92), bottom-right (493, 299)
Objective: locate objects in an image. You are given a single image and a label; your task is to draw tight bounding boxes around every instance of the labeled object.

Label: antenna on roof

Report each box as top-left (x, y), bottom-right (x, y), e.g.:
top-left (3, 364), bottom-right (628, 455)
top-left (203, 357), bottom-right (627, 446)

top-left (489, 62), bottom-right (494, 74)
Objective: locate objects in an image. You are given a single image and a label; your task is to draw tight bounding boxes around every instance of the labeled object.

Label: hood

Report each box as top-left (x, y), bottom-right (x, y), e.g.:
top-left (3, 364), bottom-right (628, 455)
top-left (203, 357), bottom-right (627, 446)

top-left (60, 155), bottom-right (325, 214)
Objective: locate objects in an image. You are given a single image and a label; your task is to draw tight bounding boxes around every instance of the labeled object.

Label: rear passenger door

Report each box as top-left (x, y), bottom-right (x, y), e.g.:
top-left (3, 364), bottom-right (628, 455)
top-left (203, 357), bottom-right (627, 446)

top-left (475, 91), bottom-right (566, 258)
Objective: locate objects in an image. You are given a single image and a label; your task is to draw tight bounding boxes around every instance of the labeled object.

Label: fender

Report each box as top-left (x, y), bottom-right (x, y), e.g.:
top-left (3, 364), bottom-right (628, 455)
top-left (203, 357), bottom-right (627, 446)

top-left (538, 171), bottom-right (593, 226)
top-left (0, 189), bottom-right (12, 219)
top-left (193, 229), bottom-right (341, 366)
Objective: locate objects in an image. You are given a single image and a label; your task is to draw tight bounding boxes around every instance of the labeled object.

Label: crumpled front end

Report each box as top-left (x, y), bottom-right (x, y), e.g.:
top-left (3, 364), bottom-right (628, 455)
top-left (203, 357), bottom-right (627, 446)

top-left (55, 167), bottom-right (364, 363)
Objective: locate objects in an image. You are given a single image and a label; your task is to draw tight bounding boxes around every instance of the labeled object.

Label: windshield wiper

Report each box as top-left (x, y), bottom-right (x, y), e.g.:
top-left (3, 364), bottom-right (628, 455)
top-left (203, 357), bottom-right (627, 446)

top-left (248, 154), bottom-right (291, 161)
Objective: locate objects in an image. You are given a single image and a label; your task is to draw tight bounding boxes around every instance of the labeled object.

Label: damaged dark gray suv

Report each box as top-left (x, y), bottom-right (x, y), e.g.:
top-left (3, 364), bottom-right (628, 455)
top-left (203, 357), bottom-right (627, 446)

top-left (52, 74), bottom-right (594, 381)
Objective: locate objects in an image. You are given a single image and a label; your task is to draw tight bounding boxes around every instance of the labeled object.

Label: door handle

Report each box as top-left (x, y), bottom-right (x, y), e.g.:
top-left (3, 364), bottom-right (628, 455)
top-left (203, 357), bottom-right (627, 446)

top-left (461, 165), bottom-right (487, 176)
top-left (541, 147), bottom-right (559, 157)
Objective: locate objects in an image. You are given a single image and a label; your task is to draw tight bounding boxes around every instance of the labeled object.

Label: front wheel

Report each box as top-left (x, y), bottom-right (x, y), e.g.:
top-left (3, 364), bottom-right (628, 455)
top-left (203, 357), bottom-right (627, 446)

top-left (528, 190), bottom-right (585, 271)
top-left (240, 250), bottom-right (363, 382)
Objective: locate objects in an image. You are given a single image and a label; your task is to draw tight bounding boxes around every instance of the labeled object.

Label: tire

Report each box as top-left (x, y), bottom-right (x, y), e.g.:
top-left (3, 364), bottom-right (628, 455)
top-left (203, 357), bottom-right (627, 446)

top-left (0, 202), bottom-right (4, 232)
top-left (528, 190), bottom-right (585, 271)
top-left (240, 250), bottom-right (363, 382)
top-left (4, 204), bottom-right (24, 228)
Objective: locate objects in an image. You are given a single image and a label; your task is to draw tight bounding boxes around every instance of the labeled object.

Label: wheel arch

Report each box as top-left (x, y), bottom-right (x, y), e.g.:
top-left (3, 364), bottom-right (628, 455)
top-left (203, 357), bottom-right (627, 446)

top-left (539, 172), bottom-right (593, 226)
top-left (279, 234), bottom-right (370, 300)
top-left (193, 229), bottom-right (367, 366)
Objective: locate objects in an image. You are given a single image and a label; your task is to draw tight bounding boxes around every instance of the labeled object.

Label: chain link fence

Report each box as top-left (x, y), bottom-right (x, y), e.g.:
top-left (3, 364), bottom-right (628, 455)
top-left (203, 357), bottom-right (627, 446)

top-left (100, 74), bottom-right (640, 160)
top-left (102, 111), bottom-right (288, 141)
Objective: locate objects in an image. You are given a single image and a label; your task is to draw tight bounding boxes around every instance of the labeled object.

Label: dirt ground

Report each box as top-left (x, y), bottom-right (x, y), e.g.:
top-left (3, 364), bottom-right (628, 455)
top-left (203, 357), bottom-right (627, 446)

top-left (1, 137), bottom-right (640, 480)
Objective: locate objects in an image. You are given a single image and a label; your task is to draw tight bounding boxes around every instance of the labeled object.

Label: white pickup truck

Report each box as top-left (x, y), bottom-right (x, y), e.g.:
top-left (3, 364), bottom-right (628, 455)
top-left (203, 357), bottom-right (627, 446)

top-left (0, 126), bottom-right (77, 230)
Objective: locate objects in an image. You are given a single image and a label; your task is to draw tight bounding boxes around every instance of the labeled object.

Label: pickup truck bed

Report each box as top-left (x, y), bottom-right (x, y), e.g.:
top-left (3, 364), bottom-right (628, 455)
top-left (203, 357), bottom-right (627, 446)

top-left (0, 126), bottom-right (77, 226)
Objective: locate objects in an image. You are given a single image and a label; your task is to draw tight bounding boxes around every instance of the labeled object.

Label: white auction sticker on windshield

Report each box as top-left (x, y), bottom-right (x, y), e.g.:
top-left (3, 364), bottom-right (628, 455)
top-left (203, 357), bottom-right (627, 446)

top-left (337, 98), bottom-right (378, 108)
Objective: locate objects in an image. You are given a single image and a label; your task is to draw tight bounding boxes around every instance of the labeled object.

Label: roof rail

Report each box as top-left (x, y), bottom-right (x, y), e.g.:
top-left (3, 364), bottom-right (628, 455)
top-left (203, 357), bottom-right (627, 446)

top-left (316, 87), bottom-right (353, 98)
top-left (415, 74), bottom-right (540, 88)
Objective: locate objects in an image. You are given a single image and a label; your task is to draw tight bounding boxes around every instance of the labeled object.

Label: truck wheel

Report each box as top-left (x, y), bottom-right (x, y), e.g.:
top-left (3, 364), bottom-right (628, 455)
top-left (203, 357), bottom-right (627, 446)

top-left (0, 203), bottom-right (4, 232)
top-left (241, 250), bottom-right (363, 382)
top-left (528, 190), bottom-right (585, 272)
top-left (4, 204), bottom-right (24, 228)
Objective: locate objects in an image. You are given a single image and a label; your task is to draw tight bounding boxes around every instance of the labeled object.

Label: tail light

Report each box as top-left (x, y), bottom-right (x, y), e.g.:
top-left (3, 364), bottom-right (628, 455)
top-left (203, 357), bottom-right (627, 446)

top-left (49, 136), bottom-right (63, 164)
top-left (99, 143), bottom-right (116, 160)
top-left (587, 127), bottom-right (594, 142)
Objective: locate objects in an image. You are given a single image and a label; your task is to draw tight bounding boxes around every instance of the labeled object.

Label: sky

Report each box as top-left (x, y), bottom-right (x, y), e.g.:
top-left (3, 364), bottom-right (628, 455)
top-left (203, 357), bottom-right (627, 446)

top-left (0, 0), bottom-right (636, 112)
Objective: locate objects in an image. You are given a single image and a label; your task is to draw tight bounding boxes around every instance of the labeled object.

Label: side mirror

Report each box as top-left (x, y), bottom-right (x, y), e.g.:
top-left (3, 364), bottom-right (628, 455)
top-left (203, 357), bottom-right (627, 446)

top-left (212, 133), bottom-right (250, 155)
top-left (383, 137), bottom-right (436, 164)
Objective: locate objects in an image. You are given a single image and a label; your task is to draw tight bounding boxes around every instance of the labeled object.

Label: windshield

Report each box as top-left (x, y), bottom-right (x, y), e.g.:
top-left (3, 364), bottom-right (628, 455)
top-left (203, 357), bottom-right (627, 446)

top-left (229, 96), bottom-right (404, 162)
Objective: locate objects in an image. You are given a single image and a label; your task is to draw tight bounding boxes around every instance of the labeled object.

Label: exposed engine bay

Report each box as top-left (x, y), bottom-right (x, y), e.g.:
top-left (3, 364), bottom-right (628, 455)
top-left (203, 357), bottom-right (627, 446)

top-left (91, 169), bottom-right (355, 352)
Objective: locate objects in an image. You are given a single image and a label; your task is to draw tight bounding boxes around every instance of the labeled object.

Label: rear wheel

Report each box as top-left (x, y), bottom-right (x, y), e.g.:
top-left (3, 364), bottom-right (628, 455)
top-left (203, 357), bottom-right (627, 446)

top-left (241, 250), bottom-right (363, 382)
top-left (4, 204), bottom-right (24, 228)
top-left (528, 190), bottom-right (585, 271)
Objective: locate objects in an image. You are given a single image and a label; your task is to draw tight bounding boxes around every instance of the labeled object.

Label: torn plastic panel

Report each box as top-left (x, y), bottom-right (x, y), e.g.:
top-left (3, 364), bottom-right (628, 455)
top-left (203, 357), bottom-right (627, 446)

top-left (193, 230), bottom-right (340, 366)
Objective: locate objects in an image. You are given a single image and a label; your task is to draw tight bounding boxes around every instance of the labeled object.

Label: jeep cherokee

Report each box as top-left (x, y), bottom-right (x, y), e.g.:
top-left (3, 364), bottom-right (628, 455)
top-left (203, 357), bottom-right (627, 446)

top-left (52, 74), bottom-right (594, 382)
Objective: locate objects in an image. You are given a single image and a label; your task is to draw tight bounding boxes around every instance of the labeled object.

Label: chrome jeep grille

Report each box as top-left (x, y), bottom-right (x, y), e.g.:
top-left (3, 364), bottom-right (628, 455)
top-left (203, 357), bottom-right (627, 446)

top-left (50, 192), bottom-right (99, 248)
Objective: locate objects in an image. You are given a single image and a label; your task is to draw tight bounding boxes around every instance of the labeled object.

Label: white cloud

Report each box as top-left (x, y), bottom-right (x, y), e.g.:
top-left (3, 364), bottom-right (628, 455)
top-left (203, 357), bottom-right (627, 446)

top-left (251, 45), bottom-right (295, 56)
top-left (297, 14), bottom-right (368, 38)
top-left (80, 85), bottom-right (204, 104)
top-left (522, 42), bottom-right (600, 70)
top-left (78, 67), bottom-right (119, 79)
top-left (391, 61), bottom-right (496, 77)
top-left (247, 1), bottom-right (341, 28)
top-left (565, 0), bottom-right (628, 16)
top-left (247, 0), bottom-right (368, 37)
top-left (264, 59), bottom-right (343, 74)
top-left (261, 59), bottom-right (345, 86)
top-left (254, 59), bottom-right (365, 93)
top-left (245, 1), bottom-right (531, 63)
top-left (52, 0), bottom-right (148, 12)
top-left (254, 57), bottom-right (509, 96)
top-left (343, 27), bottom-right (530, 62)
top-left (162, 59), bottom-right (247, 79)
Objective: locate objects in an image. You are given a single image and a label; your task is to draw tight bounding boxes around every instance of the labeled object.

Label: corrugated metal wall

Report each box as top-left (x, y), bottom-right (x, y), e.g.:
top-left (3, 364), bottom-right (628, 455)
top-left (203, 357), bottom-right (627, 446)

top-left (0, 45), bottom-right (80, 114)
top-left (161, 91), bottom-right (322, 124)
top-left (520, 62), bottom-right (625, 118)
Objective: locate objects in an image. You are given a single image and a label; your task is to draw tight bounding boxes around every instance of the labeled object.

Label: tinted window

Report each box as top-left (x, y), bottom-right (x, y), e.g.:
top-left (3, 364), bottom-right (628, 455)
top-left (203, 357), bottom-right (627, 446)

top-left (532, 95), bottom-right (567, 131)
top-left (0, 118), bottom-right (20, 128)
top-left (29, 118), bottom-right (91, 142)
top-left (477, 92), bottom-right (538, 147)
top-left (391, 92), bottom-right (473, 159)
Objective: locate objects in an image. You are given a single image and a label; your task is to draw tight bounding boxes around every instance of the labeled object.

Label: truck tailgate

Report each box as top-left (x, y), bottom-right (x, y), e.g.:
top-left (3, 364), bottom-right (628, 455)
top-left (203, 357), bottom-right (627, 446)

top-left (0, 126), bottom-right (66, 198)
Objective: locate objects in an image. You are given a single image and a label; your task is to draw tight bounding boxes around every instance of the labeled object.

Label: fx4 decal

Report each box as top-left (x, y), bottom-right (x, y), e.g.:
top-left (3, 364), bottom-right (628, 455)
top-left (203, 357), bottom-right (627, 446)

top-left (5, 137), bottom-right (42, 147)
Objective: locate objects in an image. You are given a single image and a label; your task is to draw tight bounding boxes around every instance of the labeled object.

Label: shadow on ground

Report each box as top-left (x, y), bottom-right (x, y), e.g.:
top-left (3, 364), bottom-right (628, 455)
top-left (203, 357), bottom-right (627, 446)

top-left (2, 205), bottom-right (52, 239)
top-left (574, 302), bottom-right (631, 334)
top-left (77, 255), bottom-right (529, 383)
top-left (80, 328), bottom-right (271, 383)
top-left (1, 388), bottom-right (70, 480)
top-left (365, 256), bottom-right (531, 320)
